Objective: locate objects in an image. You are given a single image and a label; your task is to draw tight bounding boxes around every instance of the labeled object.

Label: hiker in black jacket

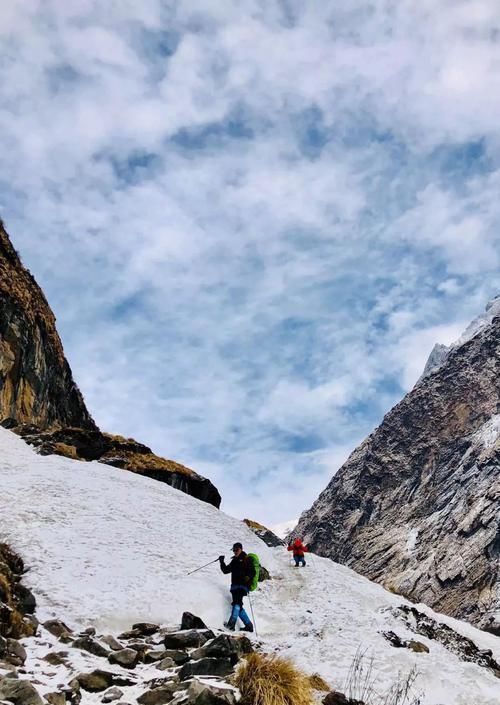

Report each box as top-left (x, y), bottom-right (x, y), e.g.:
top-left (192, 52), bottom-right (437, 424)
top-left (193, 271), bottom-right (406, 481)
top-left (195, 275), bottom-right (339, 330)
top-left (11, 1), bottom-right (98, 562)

top-left (219, 542), bottom-right (255, 632)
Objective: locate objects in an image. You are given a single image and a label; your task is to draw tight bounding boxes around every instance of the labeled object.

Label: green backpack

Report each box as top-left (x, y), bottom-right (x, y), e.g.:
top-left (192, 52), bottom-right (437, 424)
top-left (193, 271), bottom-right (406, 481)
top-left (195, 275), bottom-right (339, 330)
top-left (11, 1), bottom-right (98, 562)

top-left (246, 553), bottom-right (260, 591)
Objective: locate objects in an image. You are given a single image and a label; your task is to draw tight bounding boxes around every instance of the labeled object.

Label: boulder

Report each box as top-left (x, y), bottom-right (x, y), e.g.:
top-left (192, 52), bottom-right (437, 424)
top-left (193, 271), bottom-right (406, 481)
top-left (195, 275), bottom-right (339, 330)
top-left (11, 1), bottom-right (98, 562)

top-left (178, 657), bottom-right (233, 680)
top-left (118, 628), bottom-right (143, 640)
top-left (164, 630), bottom-right (213, 650)
top-left (408, 640), bottom-right (430, 654)
top-left (5, 639), bottom-right (26, 666)
top-left (144, 650), bottom-right (169, 664)
top-left (137, 686), bottom-right (175, 705)
top-left (45, 693), bottom-right (66, 705)
top-left (108, 648), bottom-right (140, 669)
top-left (72, 636), bottom-right (110, 658)
top-left (0, 678), bottom-right (44, 705)
top-left (14, 585), bottom-right (36, 615)
top-left (155, 657), bottom-right (176, 671)
top-left (186, 679), bottom-right (238, 705)
top-left (43, 651), bottom-right (69, 666)
top-left (102, 686), bottom-right (124, 703)
top-left (180, 613), bottom-right (208, 631)
top-left (133, 623), bottom-right (160, 636)
top-left (76, 670), bottom-right (135, 692)
top-left (191, 634), bottom-right (252, 662)
top-left (43, 619), bottom-right (73, 638)
top-left (147, 649), bottom-right (189, 665)
top-left (101, 635), bottom-right (124, 651)
top-left (323, 693), bottom-right (364, 705)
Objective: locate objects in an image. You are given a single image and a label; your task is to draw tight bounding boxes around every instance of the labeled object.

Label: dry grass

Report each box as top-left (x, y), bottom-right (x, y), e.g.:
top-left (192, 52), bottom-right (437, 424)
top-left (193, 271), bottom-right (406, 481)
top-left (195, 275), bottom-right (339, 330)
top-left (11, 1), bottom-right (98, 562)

top-left (344, 648), bottom-right (422, 705)
top-left (307, 673), bottom-right (331, 692)
top-left (235, 652), bottom-right (314, 705)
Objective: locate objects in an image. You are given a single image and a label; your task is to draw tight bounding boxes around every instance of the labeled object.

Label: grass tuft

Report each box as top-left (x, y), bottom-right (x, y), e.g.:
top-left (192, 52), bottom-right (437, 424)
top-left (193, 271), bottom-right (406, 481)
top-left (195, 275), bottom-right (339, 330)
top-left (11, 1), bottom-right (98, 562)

top-left (235, 652), bottom-right (314, 705)
top-left (308, 673), bottom-right (331, 692)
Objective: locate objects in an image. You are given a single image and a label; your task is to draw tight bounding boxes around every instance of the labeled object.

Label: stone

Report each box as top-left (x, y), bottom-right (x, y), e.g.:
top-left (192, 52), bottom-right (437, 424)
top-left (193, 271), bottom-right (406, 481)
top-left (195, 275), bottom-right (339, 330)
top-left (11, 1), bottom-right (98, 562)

top-left (118, 628), bottom-right (142, 640)
top-left (164, 630), bottom-right (213, 650)
top-left (45, 693), bottom-right (66, 705)
top-left (101, 635), bottom-right (124, 651)
top-left (191, 634), bottom-right (252, 662)
top-left (43, 651), bottom-right (69, 666)
top-left (408, 640), bottom-right (430, 653)
top-left (178, 657), bottom-right (234, 680)
top-left (76, 670), bottom-right (135, 692)
top-left (294, 300), bottom-right (500, 630)
top-left (108, 648), bottom-right (140, 668)
top-left (72, 635), bottom-right (110, 658)
top-left (155, 657), bottom-right (176, 671)
top-left (148, 649), bottom-right (189, 665)
top-left (323, 693), bottom-right (364, 705)
top-left (132, 622), bottom-right (160, 636)
top-left (43, 619), bottom-right (73, 639)
top-left (137, 686), bottom-right (175, 705)
top-left (186, 679), bottom-right (238, 705)
top-left (102, 686), bottom-right (124, 703)
top-left (82, 627), bottom-right (96, 636)
top-left (0, 678), bottom-right (44, 705)
top-left (144, 649), bottom-right (169, 663)
top-left (14, 584), bottom-right (36, 614)
top-left (5, 639), bottom-right (26, 665)
top-left (180, 613), bottom-right (208, 631)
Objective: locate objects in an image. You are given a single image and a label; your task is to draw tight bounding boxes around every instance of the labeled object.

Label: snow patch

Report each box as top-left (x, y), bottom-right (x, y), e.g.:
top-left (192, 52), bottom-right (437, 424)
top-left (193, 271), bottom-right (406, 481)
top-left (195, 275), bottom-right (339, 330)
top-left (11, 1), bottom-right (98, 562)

top-left (405, 528), bottom-right (419, 554)
top-left (472, 414), bottom-right (500, 449)
top-left (271, 519), bottom-right (298, 539)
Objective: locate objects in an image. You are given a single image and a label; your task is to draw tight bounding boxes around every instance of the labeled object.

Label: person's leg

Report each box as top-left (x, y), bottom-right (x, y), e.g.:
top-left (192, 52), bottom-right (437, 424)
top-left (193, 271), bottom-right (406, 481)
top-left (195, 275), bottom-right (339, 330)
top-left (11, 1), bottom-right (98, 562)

top-left (225, 589), bottom-right (242, 629)
top-left (294, 555), bottom-right (300, 567)
top-left (300, 555), bottom-right (306, 566)
top-left (239, 593), bottom-right (254, 632)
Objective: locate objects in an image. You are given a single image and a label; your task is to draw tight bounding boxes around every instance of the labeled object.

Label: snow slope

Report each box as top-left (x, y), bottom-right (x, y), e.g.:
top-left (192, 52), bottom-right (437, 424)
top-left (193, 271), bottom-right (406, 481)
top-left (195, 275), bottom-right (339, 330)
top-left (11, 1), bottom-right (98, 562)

top-left (1, 428), bottom-right (499, 705)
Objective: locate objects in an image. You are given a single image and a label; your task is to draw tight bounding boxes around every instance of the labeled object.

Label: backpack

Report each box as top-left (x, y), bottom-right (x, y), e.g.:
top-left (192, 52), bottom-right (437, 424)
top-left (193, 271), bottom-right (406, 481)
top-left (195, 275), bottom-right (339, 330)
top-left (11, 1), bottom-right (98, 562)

top-left (246, 553), bottom-right (260, 591)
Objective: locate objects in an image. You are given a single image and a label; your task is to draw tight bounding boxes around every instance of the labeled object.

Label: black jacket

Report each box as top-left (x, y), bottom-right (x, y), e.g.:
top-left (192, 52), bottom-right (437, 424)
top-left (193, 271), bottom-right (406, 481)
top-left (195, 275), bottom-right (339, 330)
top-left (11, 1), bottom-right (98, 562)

top-left (219, 551), bottom-right (255, 589)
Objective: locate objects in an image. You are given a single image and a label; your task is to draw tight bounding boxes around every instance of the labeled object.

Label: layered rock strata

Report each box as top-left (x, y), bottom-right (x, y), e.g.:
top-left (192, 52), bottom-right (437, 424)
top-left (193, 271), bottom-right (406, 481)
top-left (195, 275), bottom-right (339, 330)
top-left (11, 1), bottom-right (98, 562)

top-left (294, 310), bottom-right (500, 633)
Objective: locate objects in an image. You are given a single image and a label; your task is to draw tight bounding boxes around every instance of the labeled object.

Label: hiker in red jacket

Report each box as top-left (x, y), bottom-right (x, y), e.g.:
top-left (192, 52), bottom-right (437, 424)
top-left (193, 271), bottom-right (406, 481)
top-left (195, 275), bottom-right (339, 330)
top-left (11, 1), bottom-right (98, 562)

top-left (287, 537), bottom-right (309, 567)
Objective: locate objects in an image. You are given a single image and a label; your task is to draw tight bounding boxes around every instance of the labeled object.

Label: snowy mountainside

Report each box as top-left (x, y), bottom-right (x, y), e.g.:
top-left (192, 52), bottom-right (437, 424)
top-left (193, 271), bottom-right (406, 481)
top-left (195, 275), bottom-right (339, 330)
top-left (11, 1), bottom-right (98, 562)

top-left (271, 519), bottom-right (298, 539)
top-left (1, 428), bottom-right (500, 705)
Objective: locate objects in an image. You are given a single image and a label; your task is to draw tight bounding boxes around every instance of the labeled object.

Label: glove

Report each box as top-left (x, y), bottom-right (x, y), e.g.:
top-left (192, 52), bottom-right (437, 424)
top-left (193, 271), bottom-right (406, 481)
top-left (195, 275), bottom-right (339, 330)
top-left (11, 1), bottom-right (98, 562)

top-left (218, 555), bottom-right (225, 561)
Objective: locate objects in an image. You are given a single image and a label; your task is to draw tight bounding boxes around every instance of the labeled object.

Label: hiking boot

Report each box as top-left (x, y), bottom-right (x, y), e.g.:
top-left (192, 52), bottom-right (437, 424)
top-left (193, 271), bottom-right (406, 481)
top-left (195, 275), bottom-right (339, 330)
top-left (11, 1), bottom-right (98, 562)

top-left (240, 623), bottom-right (254, 633)
top-left (224, 620), bottom-right (236, 631)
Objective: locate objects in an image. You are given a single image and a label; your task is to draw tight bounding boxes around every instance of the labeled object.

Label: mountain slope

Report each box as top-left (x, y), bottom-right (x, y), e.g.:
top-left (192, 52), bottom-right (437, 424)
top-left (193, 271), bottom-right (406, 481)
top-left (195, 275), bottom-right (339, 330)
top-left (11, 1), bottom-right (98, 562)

top-left (293, 304), bottom-right (500, 634)
top-left (1, 427), bottom-right (499, 705)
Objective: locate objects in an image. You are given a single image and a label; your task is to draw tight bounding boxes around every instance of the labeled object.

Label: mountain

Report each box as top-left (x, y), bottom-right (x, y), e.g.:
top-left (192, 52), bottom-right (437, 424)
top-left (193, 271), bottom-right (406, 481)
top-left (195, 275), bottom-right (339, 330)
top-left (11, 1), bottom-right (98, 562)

top-left (293, 301), bottom-right (500, 635)
top-left (0, 221), bottom-right (220, 507)
top-left (1, 426), bottom-right (499, 704)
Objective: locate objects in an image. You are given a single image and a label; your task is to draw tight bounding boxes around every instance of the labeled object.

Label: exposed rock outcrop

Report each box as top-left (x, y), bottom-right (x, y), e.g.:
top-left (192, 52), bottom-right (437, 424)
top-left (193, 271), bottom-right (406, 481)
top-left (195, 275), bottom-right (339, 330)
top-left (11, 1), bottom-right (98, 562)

top-left (294, 304), bottom-right (500, 632)
top-left (0, 543), bottom-right (37, 639)
top-left (0, 222), bottom-right (221, 507)
top-left (243, 519), bottom-right (284, 547)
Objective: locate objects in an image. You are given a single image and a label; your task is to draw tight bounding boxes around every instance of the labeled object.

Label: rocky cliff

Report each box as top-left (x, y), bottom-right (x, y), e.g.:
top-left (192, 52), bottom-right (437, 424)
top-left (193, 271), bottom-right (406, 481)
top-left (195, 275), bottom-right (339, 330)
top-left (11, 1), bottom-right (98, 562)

top-left (0, 222), bottom-right (220, 507)
top-left (294, 304), bottom-right (500, 634)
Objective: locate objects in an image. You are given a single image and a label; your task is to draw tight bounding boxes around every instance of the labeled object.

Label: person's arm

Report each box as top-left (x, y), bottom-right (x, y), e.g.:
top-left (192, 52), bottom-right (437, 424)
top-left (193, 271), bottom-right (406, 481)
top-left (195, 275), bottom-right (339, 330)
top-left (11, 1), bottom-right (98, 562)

top-left (303, 544), bottom-right (309, 553)
top-left (219, 555), bottom-right (232, 574)
top-left (287, 544), bottom-right (293, 551)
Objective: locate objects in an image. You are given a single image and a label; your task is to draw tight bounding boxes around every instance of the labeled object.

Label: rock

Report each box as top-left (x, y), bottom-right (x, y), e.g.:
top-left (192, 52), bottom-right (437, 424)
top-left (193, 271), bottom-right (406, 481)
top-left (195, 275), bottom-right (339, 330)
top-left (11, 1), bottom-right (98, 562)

top-left (43, 619), bottom-right (73, 639)
top-left (180, 613), bottom-right (208, 631)
top-left (76, 670), bottom-right (135, 692)
top-left (45, 693), bottom-right (66, 705)
top-left (82, 627), bottom-right (96, 636)
top-left (101, 635), bottom-right (124, 651)
top-left (108, 648), bottom-right (140, 669)
top-left (164, 630), bottom-right (213, 650)
top-left (118, 628), bottom-right (143, 640)
top-left (294, 301), bottom-right (500, 629)
top-left (132, 622), bottom-right (159, 636)
top-left (43, 651), bottom-right (69, 666)
top-left (14, 585), bottom-right (36, 614)
top-left (0, 637), bottom-right (5, 658)
top-left (63, 680), bottom-right (81, 705)
top-left (144, 650), bottom-right (169, 663)
top-left (408, 640), bottom-right (429, 653)
top-left (186, 679), bottom-right (238, 705)
top-left (178, 657), bottom-right (234, 680)
top-left (0, 678), bottom-right (44, 705)
top-left (155, 657), bottom-right (176, 671)
top-left (191, 634), bottom-right (253, 662)
top-left (243, 519), bottom-right (284, 548)
top-left (5, 639), bottom-right (26, 665)
top-left (137, 686), bottom-right (175, 705)
top-left (72, 636), bottom-right (110, 658)
top-left (102, 686), bottom-right (124, 703)
top-left (148, 649), bottom-right (189, 665)
top-left (323, 693), bottom-right (364, 705)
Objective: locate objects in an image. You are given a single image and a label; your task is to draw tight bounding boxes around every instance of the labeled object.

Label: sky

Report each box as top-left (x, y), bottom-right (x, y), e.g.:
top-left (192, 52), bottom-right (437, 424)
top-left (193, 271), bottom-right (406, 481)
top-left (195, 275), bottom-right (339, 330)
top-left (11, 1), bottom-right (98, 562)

top-left (1, 1), bottom-right (500, 524)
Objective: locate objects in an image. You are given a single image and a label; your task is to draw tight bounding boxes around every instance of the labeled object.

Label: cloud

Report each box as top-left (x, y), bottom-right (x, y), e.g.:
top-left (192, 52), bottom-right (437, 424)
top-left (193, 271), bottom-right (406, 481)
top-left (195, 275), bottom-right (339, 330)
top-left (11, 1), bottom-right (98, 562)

top-left (1, 1), bottom-right (500, 523)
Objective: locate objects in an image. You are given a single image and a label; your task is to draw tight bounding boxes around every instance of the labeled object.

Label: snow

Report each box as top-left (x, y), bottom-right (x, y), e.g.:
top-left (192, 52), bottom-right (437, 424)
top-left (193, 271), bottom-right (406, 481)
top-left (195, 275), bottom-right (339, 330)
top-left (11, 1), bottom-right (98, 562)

top-left (1, 427), bottom-right (500, 705)
top-left (472, 414), bottom-right (500, 449)
top-left (271, 519), bottom-right (298, 539)
top-left (420, 296), bottom-right (500, 381)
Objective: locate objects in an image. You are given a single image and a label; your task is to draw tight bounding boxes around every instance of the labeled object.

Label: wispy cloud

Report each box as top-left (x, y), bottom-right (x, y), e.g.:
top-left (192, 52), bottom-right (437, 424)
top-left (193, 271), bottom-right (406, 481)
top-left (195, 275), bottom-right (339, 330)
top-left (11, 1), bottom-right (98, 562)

top-left (1, 1), bottom-right (500, 522)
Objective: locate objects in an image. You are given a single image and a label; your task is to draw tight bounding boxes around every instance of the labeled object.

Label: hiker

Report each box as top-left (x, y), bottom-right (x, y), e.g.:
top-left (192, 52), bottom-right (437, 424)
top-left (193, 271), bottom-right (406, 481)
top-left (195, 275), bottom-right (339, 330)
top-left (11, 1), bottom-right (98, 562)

top-left (287, 537), bottom-right (309, 566)
top-left (219, 542), bottom-right (255, 632)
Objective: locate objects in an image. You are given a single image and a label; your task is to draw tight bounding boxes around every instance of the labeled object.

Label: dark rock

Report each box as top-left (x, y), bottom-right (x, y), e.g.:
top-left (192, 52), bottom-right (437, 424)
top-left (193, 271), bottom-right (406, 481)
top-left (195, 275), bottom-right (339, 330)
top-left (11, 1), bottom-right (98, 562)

top-left (132, 622), bottom-right (159, 636)
top-left (164, 630), bottom-right (214, 650)
top-left (82, 627), bottom-right (96, 636)
top-left (5, 639), bottom-right (26, 665)
top-left (155, 657), bottom-right (176, 671)
top-left (102, 686), bottom-right (124, 703)
top-left (323, 692), bottom-right (364, 705)
top-left (137, 686), bottom-right (175, 705)
top-left (408, 640), bottom-right (430, 653)
top-left (144, 649), bottom-right (169, 664)
top-left (382, 631), bottom-right (429, 654)
top-left (14, 585), bottom-right (36, 614)
top-left (72, 635), bottom-right (110, 658)
top-left (118, 628), bottom-right (143, 640)
top-left (0, 678), bottom-right (44, 705)
top-left (294, 301), bottom-right (500, 629)
top-left (180, 613), bottom-right (208, 631)
top-left (101, 635), bottom-right (124, 651)
top-left (178, 657), bottom-right (234, 680)
top-left (43, 651), bottom-right (69, 666)
top-left (259, 566), bottom-right (271, 582)
top-left (154, 649), bottom-right (190, 665)
top-left (243, 519), bottom-right (284, 548)
top-left (108, 648), bottom-right (140, 668)
top-left (191, 634), bottom-right (253, 662)
top-left (45, 693), bottom-right (66, 705)
top-left (43, 619), bottom-right (73, 638)
top-left (186, 679), bottom-right (238, 705)
top-left (76, 670), bottom-right (135, 692)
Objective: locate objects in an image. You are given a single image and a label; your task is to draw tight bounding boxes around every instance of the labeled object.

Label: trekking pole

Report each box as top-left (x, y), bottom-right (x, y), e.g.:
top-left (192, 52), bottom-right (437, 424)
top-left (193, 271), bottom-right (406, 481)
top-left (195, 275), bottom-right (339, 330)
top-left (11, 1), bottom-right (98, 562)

top-left (248, 594), bottom-right (258, 638)
top-left (186, 557), bottom-right (220, 576)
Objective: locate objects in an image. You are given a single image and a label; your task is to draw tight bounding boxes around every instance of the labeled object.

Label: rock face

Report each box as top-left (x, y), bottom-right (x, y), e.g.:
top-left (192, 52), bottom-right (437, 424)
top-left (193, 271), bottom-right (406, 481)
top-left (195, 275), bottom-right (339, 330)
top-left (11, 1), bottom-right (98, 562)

top-left (243, 519), bottom-right (284, 547)
top-left (0, 222), bottom-right (221, 507)
top-left (294, 304), bottom-right (500, 633)
top-left (0, 221), bottom-right (95, 430)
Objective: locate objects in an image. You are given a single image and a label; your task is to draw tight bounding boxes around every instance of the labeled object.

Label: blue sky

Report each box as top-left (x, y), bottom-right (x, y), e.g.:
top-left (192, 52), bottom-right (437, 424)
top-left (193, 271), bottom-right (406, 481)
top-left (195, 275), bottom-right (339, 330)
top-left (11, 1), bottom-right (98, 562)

top-left (1, 1), bottom-right (500, 524)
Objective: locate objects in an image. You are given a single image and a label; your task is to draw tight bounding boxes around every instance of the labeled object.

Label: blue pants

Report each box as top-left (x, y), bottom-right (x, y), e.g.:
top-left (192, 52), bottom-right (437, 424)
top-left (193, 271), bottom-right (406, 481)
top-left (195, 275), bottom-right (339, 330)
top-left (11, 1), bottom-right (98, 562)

top-left (294, 555), bottom-right (306, 566)
top-left (230, 587), bottom-right (251, 626)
